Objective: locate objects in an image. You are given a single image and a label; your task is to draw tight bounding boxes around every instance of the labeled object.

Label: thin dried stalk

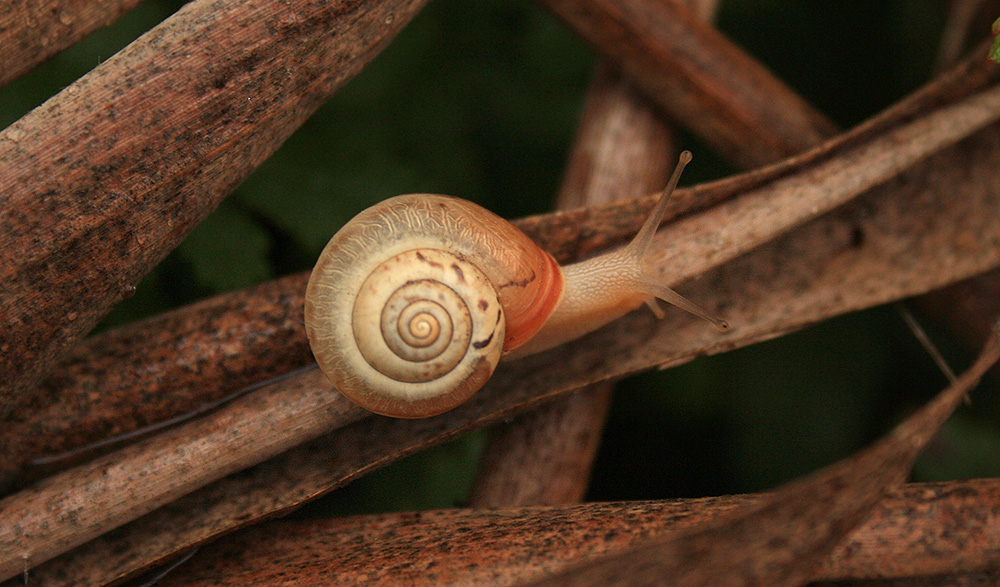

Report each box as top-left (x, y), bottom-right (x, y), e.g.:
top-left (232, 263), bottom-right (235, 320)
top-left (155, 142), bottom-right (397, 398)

top-left (468, 0), bottom-right (721, 509)
top-left (512, 46), bottom-right (1000, 264)
top-left (528, 329), bottom-right (1000, 586)
top-left (0, 368), bottom-right (366, 581)
top-left (816, 571), bottom-right (1000, 587)
top-left (144, 479), bottom-right (1000, 585)
top-left (0, 273), bottom-right (313, 492)
top-left (469, 65), bottom-right (672, 507)
top-left (3, 50), bottom-right (995, 490)
top-left (624, 83), bottom-right (997, 294)
top-left (935, 0), bottom-right (998, 72)
top-left (20, 97), bottom-right (1000, 585)
top-left (537, 0), bottom-right (838, 167)
top-left (555, 66), bottom-right (675, 209)
top-left (913, 268), bottom-right (1000, 361)
top-left (0, 0), bottom-right (429, 417)
top-left (912, 0), bottom-right (1000, 362)
top-left (469, 389), bottom-right (615, 506)
top-left (0, 0), bottom-right (144, 88)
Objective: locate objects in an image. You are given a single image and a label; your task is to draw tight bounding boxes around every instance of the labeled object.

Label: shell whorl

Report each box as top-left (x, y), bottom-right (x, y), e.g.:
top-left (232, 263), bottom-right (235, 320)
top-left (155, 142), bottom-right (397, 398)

top-left (305, 194), bottom-right (561, 418)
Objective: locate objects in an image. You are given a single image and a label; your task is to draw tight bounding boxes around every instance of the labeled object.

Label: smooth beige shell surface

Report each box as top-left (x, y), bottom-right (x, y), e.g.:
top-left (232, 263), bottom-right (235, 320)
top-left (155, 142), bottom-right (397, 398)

top-left (305, 195), bottom-right (527, 418)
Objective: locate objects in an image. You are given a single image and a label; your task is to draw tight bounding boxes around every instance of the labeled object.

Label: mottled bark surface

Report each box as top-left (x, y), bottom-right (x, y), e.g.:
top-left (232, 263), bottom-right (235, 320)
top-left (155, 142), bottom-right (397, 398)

top-left (0, 0), bottom-right (428, 417)
top-left (538, 0), bottom-right (837, 167)
top-left (154, 480), bottom-right (1000, 586)
top-left (1, 1), bottom-right (999, 585)
top-left (0, 0), bottom-right (144, 88)
top-left (469, 66), bottom-right (670, 508)
top-left (18, 92), bottom-right (1000, 584)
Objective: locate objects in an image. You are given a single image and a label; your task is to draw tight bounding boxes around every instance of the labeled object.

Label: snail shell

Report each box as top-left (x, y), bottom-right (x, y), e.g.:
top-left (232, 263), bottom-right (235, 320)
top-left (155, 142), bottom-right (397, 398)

top-left (305, 194), bottom-right (563, 418)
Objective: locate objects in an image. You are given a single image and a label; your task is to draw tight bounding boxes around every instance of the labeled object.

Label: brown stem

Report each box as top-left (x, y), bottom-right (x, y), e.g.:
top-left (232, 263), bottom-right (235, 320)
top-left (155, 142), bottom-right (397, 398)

top-left (0, 0), bottom-right (429, 418)
top-left (0, 367), bottom-right (367, 581)
top-left (528, 331), bottom-right (1000, 586)
top-left (470, 65), bottom-right (672, 507)
top-left (0, 0), bottom-right (144, 89)
top-left (0, 272), bottom-right (313, 492)
top-left (468, 0), bottom-right (724, 511)
top-left (3, 50), bottom-right (997, 498)
top-left (18, 88), bottom-right (1000, 585)
top-left (541, 0), bottom-right (1000, 363)
top-left (935, 0), bottom-right (999, 72)
top-left (911, 267), bottom-right (1000, 371)
top-left (536, 0), bottom-right (838, 168)
top-left (909, 0), bottom-right (1000, 375)
top-left (144, 479), bottom-right (1000, 585)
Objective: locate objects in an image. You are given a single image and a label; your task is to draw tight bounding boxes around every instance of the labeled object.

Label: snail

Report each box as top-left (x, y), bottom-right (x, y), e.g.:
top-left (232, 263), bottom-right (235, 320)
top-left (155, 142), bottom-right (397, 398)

top-left (305, 151), bottom-right (727, 418)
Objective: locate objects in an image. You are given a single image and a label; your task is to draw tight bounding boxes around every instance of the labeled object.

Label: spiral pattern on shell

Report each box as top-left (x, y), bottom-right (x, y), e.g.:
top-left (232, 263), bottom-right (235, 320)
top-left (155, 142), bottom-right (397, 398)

top-left (351, 248), bottom-right (503, 388)
top-left (306, 240), bottom-right (506, 418)
top-left (305, 194), bottom-right (564, 418)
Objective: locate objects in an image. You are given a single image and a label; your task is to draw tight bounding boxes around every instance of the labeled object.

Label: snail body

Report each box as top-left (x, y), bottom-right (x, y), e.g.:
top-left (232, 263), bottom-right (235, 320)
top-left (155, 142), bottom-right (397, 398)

top-left (305, 152), bottom-right (726, 418)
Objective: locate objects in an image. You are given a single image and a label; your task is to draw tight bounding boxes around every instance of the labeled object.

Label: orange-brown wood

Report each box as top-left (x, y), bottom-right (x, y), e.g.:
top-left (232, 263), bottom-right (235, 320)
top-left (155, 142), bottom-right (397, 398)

top-left (0, 0), bottom-right (429, 418)
top-left (471, 65), bottom-right (672, 507)
top-left (4, 50), bottom-right (996, 502)
top-left (155, 480), bottom-right (1000, 586)
top-left (20, 92), bottom-right (1000, 583)
top-left (0, 0), bottom-right (145, 88)
top-left (538, 0), bottom-right (838, 168)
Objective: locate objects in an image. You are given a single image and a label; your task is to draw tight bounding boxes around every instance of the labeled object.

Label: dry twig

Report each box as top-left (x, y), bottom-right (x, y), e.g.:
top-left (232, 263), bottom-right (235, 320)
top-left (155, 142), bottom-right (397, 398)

top-left (143, 479), bottom-right (1000, 585)
top-left (16, 87), bottom-right (1000, 584)
top-left (0, 0), bottom-right (429, 417)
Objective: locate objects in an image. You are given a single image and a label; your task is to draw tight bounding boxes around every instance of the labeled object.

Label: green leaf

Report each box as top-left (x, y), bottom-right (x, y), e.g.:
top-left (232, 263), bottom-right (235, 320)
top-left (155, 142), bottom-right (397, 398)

top-left (990, 17), bottom-right (1000, 63)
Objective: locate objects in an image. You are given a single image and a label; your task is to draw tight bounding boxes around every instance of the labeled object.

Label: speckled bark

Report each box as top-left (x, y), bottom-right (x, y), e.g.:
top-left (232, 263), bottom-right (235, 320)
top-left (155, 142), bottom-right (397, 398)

top-left (537, 0), bottom-right (838, 168)
top-left (0, 4), bottom-right (997, 584)
top-left (0, 43), bottom-right (997, 512)
top-left (913, 268), bottom-right (1000, 370)
top-left (528, 336), bottom-right (1000, 586)
top-left (150, 480), bottom-right (1000, 586)
top-left (0, 272), bottom-right (313, 491)
top-left (470, 65), bottom-right (672, 507)
top-left (0, 0), bottom-right (144, 88)
top-left (21, 85), bottom-right (1000, 585)
top-left (469, 0), bottom-right (720, 511)
top-left (2, 51), bottom-right (995, 495)
top-left (0, 366), bottom-right (367, 582)
top-left (0, 0), bottom-right (429, 417)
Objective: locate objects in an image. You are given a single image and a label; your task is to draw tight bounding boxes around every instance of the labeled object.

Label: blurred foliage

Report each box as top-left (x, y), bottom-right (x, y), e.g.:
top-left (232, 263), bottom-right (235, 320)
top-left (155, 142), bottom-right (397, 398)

top-left (991, 16), bottom-right (1000, 62)
top-left (4, 0), bottom-right (999, 513)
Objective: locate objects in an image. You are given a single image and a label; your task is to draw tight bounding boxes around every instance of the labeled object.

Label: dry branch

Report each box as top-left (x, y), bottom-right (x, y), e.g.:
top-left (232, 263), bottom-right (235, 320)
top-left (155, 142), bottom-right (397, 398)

top-left (645, 83), bottom-right (1000, 288)
top-left (19, 93), bottom-right (1000, 584)
top-left (915, 0), bottom-right (1000, 366)
top-left (935, 0), bottom-right (1000, 73)
top-left (528, 330), bottom-right (1000, 586)
top-left (468, 0), bottom-right (742, 509)
top-left (3, 51), bottom-right (996, 492)
top-left (469, 65), bottom-right (672, 507)
top-left (0, 0), bottom-right (143, 89)
top-left (2, 71), bottom-right (999, 571)
top-left (142, 479), bottom-right (1000, 585)
top-left (0, 273), bottom-right (313, 491)
top-left (913, 269), bottom-right (1000, 362)
top-left (0, 2), bottom-right (996, 584)
top-left (0, 0), bottom-right (429, 417)
top-left (0, 368), bottom-right (366, 581)
top-left (537, 0), bottom-right (838, 167)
